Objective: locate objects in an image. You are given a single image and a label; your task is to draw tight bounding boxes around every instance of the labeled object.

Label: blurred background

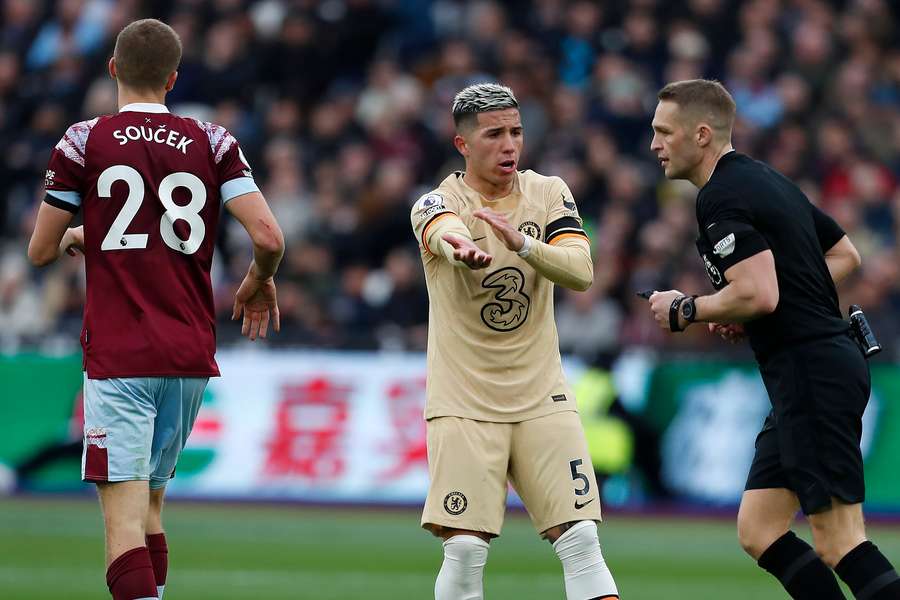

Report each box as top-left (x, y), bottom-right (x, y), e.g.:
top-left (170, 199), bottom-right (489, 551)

top-left (2, 0), bottom-right (900, 598)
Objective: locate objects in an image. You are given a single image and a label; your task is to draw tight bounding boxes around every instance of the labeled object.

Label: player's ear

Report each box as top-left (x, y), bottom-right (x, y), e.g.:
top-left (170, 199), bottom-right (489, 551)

top-left (165, 71), bottom-right (178, 92)
top-left (108, 57), bottom-right (116, 80)
top-left (453, 134), bottom-right (468, 158)
top-left (696, 123), bottom-right (713, 148)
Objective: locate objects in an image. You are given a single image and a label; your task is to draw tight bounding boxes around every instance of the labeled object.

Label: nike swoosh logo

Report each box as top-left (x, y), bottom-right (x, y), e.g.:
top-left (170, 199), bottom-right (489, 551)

top-left (472, 236), bottom-right (486, 242)
top-left (574, 498), bottom-right (594, 510)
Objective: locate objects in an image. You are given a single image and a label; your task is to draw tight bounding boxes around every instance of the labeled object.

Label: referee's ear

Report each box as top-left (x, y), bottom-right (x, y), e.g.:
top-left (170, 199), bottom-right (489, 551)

top-left (696, 123), bottom-right (715, 148)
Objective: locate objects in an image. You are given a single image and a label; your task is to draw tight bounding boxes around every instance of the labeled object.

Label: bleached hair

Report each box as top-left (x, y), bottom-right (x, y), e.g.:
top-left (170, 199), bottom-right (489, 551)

top-left (452, 83), bottom-right (519, 130)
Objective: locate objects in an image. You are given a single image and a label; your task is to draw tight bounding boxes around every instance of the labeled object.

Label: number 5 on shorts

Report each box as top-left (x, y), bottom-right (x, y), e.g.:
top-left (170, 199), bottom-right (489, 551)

top-left (569, 459), bottom-right (590, 496)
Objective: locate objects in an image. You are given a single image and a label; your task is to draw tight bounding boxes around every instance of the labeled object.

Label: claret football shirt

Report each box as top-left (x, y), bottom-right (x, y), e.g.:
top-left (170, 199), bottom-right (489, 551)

top-left (44, 103), bottom-right (258, 378)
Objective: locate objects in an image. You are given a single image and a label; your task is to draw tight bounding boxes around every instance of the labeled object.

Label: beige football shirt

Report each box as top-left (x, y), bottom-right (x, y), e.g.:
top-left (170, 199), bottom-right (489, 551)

top-left (411, 170), bottom-right (589, 422)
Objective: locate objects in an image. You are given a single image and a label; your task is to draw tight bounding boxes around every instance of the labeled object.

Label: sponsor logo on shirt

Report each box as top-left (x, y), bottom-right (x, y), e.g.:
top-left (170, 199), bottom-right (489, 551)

top-left (415, 204), bottom-right (450, 227)
top-left (714, 233), bottom-right (736, 257)
top-left (703, 254), bottom-right (723, 286)
top-left (45, 169), bottom-right (55, 188)
top-left (414, 193), bottom-right (445, 212)
top-left (562, 192), bottom-right (579, 216)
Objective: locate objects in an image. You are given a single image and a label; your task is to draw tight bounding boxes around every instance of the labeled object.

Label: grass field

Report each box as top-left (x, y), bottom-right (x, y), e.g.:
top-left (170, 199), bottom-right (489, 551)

top-left (3, 497), bottom-right (900, 599)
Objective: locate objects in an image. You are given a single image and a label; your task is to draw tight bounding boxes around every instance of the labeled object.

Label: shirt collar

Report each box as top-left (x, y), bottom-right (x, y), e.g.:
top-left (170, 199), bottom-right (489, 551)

top-left (119, 103), bottom-right (169, 114)
top-left (459, 170), bottom-right (520, 203)
top-left (702, 149), bottom-right (737, 189)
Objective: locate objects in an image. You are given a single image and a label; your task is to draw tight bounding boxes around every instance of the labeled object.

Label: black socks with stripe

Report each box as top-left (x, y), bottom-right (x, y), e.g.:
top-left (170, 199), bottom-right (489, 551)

top-left (835, 541), bottom-right (900, 600)
top-left (758, 531), bottom-right (846, 599)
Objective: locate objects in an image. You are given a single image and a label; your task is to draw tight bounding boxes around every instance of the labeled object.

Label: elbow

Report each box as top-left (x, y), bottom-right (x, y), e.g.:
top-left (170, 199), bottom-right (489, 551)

top-left (754, 287), bottom-right (779, 316)
top-left (253, 222), bottom-right (285, 258)
top-left (849, 247), bottom-right (862, 272)
top-left (27, 243), bottom-right (55, 267)
top-left (572, 272), bottom-right (593, 292)
top-left (735, 279), bottom-right (778, 317)
top-left (570, 253), bottom-right (594, 292)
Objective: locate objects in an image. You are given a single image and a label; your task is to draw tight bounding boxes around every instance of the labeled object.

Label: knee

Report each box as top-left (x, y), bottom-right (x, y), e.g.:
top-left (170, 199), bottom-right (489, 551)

top-left (810, 528), bottom-right (865, 569)
top-left (737, 516), bottom-right (785, 560)
top-left (435, 535), bottom-right (490, 599)
top-left (443, 535), bottom-right (490, 569)
top-left (809, 515), bottom-right (867, 568)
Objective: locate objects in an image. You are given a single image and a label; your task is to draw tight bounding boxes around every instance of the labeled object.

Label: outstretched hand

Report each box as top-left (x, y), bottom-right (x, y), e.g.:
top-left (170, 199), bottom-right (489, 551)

top-left (232, 268), bottom-right (280, 341)
top-left (441, 234), bottom-right (493, 269)
top-left (473, 208), bottom-right (525, 252)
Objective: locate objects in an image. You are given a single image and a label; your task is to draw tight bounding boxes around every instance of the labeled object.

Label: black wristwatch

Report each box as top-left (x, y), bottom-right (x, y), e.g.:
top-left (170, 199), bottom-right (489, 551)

top-left (680, 295), bottom-right (698, 324)
top-left (669, 295), bottom-right (697, 332)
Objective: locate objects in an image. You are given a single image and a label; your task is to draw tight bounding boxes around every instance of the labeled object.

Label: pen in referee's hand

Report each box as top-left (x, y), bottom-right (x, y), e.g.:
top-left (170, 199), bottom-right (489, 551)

top-left (636, 290), bottom-right (655, 300)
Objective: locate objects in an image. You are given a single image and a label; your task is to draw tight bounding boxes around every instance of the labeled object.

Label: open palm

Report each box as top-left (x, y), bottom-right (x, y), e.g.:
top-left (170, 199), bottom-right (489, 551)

top-left (233, 274), bottom-right (280, 341)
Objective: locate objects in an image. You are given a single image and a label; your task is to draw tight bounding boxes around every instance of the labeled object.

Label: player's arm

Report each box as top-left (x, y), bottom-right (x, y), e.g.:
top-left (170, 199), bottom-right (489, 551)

top-left (474, 208), bottom-right (592, 291)
top-left (811, 203), bottom-right (860, 284)
top-left (27, 202), bottom-right (80, 266)
top-left (226, 191), bottom-right (284, 278)
top-left (226, 191), bottom-right (285, 340)
top-left (823, 235), bottom-right (860, 285)
top-left (412, 194), bottom-right (491, 269)
top-left (31, 124), bottom-right (88, 267)
top-left (431, 214), bottom-right (492, 269)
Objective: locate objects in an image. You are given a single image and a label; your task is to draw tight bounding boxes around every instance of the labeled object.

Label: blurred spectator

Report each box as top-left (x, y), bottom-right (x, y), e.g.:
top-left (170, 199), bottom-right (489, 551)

top-left (1, 0), bottom-right (898, 359)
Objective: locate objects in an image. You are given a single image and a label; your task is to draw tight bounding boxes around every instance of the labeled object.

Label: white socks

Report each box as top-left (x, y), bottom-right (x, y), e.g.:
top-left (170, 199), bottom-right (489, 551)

top-left (552, 520), bottom-right (618, 600)
top-left (435, 535), bottom-right (490, 600)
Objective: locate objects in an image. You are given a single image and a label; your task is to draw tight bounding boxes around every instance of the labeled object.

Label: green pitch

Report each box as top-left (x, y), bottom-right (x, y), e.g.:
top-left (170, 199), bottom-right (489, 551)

top-left (3, 497), bottom-right (900, 599)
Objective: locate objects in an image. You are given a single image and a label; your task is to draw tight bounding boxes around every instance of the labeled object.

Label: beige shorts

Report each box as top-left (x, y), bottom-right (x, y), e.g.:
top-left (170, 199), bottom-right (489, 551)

top-left (421, 410), bottom-right (602, 536)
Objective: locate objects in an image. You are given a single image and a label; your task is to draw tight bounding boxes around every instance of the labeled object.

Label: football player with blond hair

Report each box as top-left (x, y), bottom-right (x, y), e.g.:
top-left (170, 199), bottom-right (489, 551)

top-left (411, 83), bottom-right (618, 600)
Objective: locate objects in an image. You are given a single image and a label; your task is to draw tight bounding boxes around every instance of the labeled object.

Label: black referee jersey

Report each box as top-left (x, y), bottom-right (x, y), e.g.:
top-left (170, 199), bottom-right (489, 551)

top-left (695, 151), bottom-right (849, 360)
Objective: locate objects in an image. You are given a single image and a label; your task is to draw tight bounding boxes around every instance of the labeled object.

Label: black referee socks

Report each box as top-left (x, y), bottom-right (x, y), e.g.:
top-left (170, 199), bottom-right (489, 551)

top-left (835, 541), bottom-right (900, 600)
top-left (758, 531), bottom-right (846, 599)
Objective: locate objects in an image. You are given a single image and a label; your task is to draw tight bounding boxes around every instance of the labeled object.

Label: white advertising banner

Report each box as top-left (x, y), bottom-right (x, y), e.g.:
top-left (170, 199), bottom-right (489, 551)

top-left (168, 350), bottom-right (433, 503)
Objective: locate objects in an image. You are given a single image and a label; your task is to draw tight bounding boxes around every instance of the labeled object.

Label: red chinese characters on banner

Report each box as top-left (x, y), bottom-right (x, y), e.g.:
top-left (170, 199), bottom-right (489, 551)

top-left (378, 376), bottom-right (427, 481)
top-left (264, 377), bottom-right (350, 480)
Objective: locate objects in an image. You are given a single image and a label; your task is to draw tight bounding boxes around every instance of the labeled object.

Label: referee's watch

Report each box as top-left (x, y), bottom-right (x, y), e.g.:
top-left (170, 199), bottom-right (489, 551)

top-left (680, 295), bottom-right (698, 325)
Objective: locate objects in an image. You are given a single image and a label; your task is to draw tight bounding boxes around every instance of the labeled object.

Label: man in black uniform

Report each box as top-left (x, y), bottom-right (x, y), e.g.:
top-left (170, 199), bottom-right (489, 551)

top-left (645, 79), bottom-right (900, 600)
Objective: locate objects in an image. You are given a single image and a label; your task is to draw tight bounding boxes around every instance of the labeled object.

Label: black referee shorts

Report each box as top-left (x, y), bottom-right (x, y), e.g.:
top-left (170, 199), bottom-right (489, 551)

top-left (745, 332), bottom-right (871, 515)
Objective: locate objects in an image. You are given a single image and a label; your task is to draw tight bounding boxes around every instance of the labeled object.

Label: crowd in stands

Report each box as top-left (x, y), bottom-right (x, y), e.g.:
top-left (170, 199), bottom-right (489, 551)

top-left (1, 0), bottom-right (899, 363)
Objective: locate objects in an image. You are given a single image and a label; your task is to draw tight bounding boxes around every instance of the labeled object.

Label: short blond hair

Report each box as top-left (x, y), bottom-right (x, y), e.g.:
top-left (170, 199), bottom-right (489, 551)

top-left (114, 19), bottom-right (182, 91)
top-left (657, 79), bottom-right (736, 136)
top-left (452, 83), bottom-right (519, 132)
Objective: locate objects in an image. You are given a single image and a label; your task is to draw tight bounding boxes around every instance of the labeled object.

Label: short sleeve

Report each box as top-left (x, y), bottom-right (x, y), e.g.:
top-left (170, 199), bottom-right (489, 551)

top-left (544, 177), bottom-right (588, 245)
top-left (194, 120), bottom-right (260, 203)
top-left (44, 120), bottom-right (96, 213)
top-left (699, 184), bottom-right (770, 272)
top-left (410, 191), bottom-right (456, 253)
top-left (810, 203), bottom-right (845, 253)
